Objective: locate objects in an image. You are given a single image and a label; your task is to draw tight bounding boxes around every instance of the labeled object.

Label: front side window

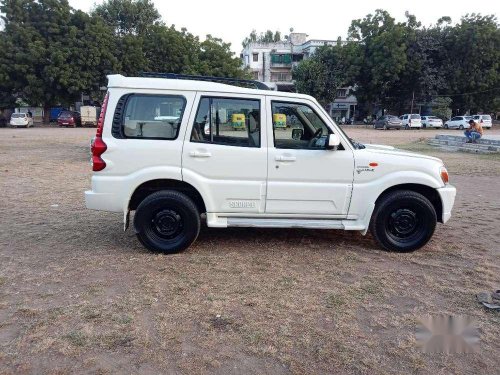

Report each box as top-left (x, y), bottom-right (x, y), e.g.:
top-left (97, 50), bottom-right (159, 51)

top-left (272, 101), bottom-right (331, 150)
top-left (122, 94), bottom-right (186, 139)
top-left (190, 97), bottom-right (260, 148)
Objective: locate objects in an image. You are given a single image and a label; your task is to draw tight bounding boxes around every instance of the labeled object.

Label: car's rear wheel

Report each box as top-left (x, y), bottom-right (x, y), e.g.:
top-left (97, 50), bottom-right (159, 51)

top-left (370, 190), bottom-right (437, 252)
top-left (134, 190), bottom-right (200, 254)
top-left (459, 125), bottom-right (464, 130)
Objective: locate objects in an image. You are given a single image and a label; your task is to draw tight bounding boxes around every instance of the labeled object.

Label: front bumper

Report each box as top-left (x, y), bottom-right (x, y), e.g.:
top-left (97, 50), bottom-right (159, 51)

top-left (437, 184), bottom-right (456, 223)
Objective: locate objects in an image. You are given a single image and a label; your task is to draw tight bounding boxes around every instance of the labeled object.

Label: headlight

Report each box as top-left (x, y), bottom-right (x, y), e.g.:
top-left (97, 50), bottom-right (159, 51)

top-left (440, 166), bottom-right (449, 185)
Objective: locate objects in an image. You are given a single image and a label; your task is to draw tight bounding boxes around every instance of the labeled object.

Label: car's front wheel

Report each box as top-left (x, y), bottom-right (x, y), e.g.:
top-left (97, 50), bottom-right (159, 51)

top-left (134, 190), bottom-right (200, 254)
top-left (370, 190), bottom-right (437, 252)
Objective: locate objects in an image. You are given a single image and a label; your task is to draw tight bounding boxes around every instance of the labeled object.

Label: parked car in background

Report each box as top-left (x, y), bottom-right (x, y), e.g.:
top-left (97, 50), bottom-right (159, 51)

top-left (444, 116), bottom-right (471, 130)
top-left (10, 113), bottom-right (34, 128)
top-left (57, 111), bottom-right (81, 127)
top-left (80, 106), bottom-right (98, 127)
top-left (400, 114), bottom-right (422, 129)
top-left (373, 115), bottom-right (402, 130)
top-left (472, 115), bottom-right (492, 129)
top-left (421, 116), bottom-right (443, 129)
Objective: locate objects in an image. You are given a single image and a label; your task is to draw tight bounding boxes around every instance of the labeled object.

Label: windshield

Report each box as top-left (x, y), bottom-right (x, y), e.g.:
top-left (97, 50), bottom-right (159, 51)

top-left (387, 115), bottom-right (398, 120)
top-left (482, 115), bottom-right (492, 120)
top-left (59, 111), bottom-right (73, 118)
top-left (11, 113), bottom-right (25, 118)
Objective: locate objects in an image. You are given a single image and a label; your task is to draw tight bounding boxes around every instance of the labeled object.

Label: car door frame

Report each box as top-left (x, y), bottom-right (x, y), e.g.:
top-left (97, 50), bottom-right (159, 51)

top-left (264, 95), bottom-right (355, 217)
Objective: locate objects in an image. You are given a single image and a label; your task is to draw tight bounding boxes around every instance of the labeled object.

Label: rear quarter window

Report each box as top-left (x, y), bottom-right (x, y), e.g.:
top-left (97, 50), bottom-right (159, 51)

top-left (114, 94), bottom-right (186, 140)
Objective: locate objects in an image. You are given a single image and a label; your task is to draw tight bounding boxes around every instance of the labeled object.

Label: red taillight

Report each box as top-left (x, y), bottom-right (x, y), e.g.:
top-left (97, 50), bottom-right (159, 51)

top-left (92, 136), bottom-right (107, 171)
top-left (92, 92), bottom-right (109, 171)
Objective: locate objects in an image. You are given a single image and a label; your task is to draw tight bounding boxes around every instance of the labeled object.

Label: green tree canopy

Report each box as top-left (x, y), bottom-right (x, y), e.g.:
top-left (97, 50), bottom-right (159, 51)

top-left (92, 0), bottom-right (161, 36)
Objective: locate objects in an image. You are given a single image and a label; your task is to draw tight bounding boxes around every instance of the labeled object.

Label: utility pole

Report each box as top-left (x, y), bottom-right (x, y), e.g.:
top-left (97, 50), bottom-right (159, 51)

top-left (410, 91), bottom-right (415, 114)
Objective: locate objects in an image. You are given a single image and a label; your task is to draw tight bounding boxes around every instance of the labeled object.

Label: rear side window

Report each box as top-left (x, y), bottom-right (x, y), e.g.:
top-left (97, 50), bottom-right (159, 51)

top-left (190, 97), bottom-right (261, 148)
top-left (120, 94), bottom-right (186, 140)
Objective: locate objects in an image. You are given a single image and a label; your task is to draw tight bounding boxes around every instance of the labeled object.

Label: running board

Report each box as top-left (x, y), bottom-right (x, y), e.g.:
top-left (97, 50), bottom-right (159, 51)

top-left (226, 217), bottom-right (345, 229)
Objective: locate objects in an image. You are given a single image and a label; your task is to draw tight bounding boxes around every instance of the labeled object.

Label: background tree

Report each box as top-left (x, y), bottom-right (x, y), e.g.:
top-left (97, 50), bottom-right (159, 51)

top-left (0, 0), bottom-right (118, 121)
top-left (92, 0), bottom-right (161, 36)
top-left (293, 41), bottom-right (359, 106)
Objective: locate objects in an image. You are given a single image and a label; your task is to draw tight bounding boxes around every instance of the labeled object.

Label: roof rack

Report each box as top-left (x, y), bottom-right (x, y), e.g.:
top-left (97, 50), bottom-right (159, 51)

top-left (139, 72), bottom-right (271, 90)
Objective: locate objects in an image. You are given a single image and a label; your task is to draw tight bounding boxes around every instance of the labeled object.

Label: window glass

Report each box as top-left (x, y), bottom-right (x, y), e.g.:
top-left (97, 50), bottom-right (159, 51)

top-left (272, 101), bottom-right (331, 150)
top-left (190, 97), bottom-right (260, 148)
top-left (410, 114), bottom-right (421, 119)
top-left (252, 53), bottom-right (259, 62)
top-left (122, 95), bottom-right (185, 139)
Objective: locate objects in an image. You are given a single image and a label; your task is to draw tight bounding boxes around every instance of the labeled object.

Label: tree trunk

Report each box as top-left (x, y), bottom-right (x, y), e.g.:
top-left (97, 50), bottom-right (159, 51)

top-left (43, 104), bottom-right (50, 124)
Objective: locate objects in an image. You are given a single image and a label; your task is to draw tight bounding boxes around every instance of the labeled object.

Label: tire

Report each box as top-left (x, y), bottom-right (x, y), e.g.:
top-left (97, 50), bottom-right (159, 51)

top-left (383, 124), bottom-right (388, 130)
top-left (444, 124), bottom-right (448, 129)
top-left (459, 125), bottom-right (464, 130)
top-left (405, 124), bottom-right (409, 130)
top-left (134, 190), bottom-right (200, 254)
top-left (370, 190), bottom-right (436, 252)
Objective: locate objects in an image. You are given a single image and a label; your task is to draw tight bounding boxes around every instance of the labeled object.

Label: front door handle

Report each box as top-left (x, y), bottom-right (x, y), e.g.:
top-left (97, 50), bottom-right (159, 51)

top-left (275, 155), bottom-right (296, 162)
top-left (190, 150), bottom-right (212, 158)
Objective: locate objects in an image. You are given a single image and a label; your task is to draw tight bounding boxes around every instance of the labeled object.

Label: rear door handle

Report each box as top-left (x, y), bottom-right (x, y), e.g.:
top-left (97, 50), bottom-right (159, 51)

top-left (275, 155), bottom-right (296, 162)
top-left (190, 150), bottom-right (212, 158)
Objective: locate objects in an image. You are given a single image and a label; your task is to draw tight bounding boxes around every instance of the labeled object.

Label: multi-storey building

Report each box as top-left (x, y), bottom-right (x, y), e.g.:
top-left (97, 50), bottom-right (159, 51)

top-left (241, 33), bottom-right (357, 121)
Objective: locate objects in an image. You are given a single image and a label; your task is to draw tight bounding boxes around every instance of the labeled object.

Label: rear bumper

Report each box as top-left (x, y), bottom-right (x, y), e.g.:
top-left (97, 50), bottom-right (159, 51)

top-left (85, 190), bottom-right (123, 212)
top-left (437, 185), bottom-right (456, 223)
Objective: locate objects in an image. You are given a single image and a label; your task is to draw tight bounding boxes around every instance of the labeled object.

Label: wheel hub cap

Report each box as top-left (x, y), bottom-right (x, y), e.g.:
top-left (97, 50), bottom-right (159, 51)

top-left (152, 209), bottom-right (182, 237)
top-left (389, 209), bottom-right (417, 237)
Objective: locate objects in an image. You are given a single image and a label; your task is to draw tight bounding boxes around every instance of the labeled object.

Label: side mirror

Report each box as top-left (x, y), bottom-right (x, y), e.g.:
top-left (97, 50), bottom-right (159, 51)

top-left (326, 133), bottom-right (340, 150)
top-left (292, 128), bottom-right (303, 140)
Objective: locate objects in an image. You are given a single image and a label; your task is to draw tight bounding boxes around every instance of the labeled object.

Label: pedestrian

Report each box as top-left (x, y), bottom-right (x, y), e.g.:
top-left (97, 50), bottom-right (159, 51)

top-left (464, 119), bottom-right (483, 143)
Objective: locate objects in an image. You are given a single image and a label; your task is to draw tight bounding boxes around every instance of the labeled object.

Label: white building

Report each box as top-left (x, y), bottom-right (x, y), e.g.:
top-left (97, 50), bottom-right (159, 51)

top-left (241, 33), bottom-right (357, 120)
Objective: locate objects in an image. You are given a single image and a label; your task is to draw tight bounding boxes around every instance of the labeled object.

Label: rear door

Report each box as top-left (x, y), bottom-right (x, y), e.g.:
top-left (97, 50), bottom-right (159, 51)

top-left (182, 92), bottom-right (267, 214)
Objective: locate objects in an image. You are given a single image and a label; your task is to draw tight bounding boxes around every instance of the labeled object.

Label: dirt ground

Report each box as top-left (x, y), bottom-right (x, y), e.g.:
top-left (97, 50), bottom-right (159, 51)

top-left (0, 126), bottom-right (499, 374)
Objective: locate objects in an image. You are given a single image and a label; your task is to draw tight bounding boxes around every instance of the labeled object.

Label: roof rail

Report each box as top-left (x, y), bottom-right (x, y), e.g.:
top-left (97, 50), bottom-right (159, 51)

top-left (139, 72), bottom-right (271, 90)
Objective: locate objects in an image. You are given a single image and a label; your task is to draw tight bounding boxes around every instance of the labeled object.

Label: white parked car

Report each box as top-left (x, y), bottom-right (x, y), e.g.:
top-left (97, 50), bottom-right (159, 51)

top-left (85, 74), bottom-right (456, 254)
top-left (10, 113), bottom-right (34, 127)
top-left (400, 114), bottom-right (422, 129)
top-left (444, 116), bottom-right (472, 130)
top-left (472, 115), bottom-right (492, 129)
top-left (421, 116), bottom-right (443, 129)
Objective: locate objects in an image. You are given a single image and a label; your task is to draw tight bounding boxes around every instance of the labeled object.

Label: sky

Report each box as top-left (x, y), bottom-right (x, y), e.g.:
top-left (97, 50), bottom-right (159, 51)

top-left (70, 0), bottom-right (500, 54)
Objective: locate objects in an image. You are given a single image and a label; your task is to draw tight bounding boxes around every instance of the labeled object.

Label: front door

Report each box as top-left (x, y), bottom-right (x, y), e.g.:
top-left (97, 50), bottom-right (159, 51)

top-left (182, 93), bottom-right (267, 214)
top-left (265, 98), bottom-right (354, 216)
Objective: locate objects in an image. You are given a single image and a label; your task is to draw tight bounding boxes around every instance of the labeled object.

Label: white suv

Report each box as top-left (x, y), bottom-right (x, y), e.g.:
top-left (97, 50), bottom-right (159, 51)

top-left (85, 74), bottom-right (456, 254)
top-left (400, 114), bottom-right (422, 129)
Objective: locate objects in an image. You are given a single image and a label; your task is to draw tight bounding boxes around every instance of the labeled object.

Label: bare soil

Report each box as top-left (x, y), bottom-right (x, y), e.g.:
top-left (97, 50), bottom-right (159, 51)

top-left (1, 126), bottom-right (499, 374)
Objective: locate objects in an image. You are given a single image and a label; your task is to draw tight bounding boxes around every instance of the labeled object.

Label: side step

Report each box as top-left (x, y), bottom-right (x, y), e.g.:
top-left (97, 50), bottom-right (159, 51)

top-left (227, 217), bottom-right (344, 229)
